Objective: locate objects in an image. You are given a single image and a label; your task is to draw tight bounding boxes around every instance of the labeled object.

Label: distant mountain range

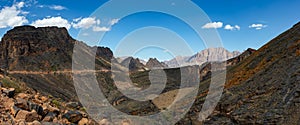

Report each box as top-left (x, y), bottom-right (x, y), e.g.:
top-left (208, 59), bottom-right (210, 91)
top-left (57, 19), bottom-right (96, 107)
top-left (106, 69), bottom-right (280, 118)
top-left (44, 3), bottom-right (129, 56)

top-left (164, 47), bottom-right (241, 68)
top-left (117, 47), bottom-right (241, 70)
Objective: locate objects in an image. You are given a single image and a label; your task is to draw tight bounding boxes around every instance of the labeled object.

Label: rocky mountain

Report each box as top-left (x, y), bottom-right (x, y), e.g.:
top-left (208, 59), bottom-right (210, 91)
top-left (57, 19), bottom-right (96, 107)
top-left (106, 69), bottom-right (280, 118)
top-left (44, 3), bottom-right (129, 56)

top-left (199, 48), bottom-right (256, 82)
top-left (120, 57), bottom-right (147, 72)
top-left (0, 26), bottom-right (113, 101)
top-left (0, 26), bottom-right (113, 72)
top-left (117, 57), bottom-right (168, 71)
top-left (177, 22), bottom-right (300, 124)
top-left (164, 47), bottom-right (240, 68)
top-left (145, 58), bottom-right (168, 69)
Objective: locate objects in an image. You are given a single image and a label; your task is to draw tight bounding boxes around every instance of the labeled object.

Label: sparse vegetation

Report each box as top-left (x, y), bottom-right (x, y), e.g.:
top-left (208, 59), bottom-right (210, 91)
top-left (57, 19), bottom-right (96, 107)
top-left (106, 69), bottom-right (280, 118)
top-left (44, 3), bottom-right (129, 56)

top-left (0, 78), bottom-right (23, 93)
top-left (52, 99), bottom-right (61, 107)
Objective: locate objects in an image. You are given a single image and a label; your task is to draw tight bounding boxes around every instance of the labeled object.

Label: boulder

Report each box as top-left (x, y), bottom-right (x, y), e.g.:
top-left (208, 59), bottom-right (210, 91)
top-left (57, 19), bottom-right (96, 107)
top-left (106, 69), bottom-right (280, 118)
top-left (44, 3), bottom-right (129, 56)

top-left (62, 110), bottom-right (82, 123)
top-left (15, 110), bottom-right (40, 122)
top-left (3, 88), bottom-right (15, 98)
top-left (78, 118), bottom-right (89, 125)
top-left (42, 112), bottom-right (57, 122)
top-left (99, 119), bottom-right (111, 125)
top-left (16, 93), bottom-right (31, 100)
top-left (10, 105), bottom-right (21, 117)
top-left (40, 96), bottom-right (48, 102)
top-left (15, 98), bottom-right (29, 110)
top-left (28, 102), bottom-right (44, 115)
top-left (17, 121), bottom-right (27, 125)
top-left (3, 97), bottom-right (15, 108)
top-left (27, 120), bottom-right (42, 125)
top-left (42, 103), bottom-right (60, 115)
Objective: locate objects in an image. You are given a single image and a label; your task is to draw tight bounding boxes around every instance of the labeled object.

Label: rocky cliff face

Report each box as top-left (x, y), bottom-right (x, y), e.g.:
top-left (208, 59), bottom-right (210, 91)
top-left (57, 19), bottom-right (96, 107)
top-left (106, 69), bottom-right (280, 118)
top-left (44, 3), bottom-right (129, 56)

top-left (0, 26), bottom-right (113, 101)
top-left (94, 46), bottom-right (113, 61)
top-left (0, 26), bottom-right (75, 71)
top-left (165, 47), bottom-right (240, 68)
top-left (0, 26), bottom-right (113, 72)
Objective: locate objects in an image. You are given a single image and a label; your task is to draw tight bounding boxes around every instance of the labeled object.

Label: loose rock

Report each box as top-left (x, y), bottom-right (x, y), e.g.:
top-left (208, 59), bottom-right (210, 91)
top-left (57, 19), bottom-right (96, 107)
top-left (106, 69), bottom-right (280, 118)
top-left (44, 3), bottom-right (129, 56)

top-left (3, 88), bottom-right (15, 98)
top-left (15, 110), bottom-right (40, 122)
top-left (62, 110), bottom-right (82, 123)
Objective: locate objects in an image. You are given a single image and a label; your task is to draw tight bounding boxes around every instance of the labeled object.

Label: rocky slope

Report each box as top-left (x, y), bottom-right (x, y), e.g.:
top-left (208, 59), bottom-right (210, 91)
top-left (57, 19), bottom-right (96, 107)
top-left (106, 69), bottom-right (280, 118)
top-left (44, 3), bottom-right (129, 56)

top-left (0, 76), bottom-right (100, 125)
top-left (164, 47), bottom-right (240, 68)
top-left (177, 22), bottom-right (300, 124)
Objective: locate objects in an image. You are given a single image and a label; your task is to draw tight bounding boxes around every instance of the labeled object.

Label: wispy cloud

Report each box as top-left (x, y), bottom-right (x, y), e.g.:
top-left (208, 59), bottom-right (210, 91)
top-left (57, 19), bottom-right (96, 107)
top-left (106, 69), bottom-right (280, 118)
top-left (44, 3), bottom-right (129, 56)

top-left (37, 4), bottom-right (67, 10)
top-left (92, 26), bottom-right (110, 32)
top-left (249, 23), bottom-right (267, 30)
top-left (109, 18), bottom-right (119, 25)
top-left (0, 2), bottom-right (28, 28)
top-left (202, 22), bottom-right (223, 29)
top-left (49, 5), bottom-right (67, 10)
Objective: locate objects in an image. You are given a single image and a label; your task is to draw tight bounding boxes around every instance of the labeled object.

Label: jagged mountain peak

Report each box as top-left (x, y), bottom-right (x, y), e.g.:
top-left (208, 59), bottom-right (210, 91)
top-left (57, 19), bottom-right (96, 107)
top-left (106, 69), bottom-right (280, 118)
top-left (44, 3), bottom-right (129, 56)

top-left (146, 58), bottom-right (168, 69)
top-left (164, 47), bottom-right (240, 68)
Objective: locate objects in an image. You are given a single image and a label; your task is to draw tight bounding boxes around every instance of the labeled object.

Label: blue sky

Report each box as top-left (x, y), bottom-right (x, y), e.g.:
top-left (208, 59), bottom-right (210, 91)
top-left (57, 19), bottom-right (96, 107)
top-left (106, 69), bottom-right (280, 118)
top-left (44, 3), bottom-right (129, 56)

top-left (0, 0), bottom-right (299, 61)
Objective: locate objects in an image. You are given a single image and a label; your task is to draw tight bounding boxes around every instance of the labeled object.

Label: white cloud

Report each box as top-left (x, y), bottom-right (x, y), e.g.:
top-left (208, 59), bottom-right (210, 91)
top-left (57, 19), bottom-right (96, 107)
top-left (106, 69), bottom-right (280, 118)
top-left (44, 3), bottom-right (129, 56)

top-left (96, 19), bottom-right (101, 25)
top-left (249, 24), bottom-right (267, 30)
top-left (49, 5), bottom-right (67, 10)
top-left (31, 16), bottom-right (71, 30)
top-left (93, 26), bottom-right (110, 32)
top-left (224, 24), bottom-right (240, 30)
top-left (16, 2), bottom-right (25, 8)
top-left (109, 18), bottom-right (119, 25)
top-left (72, 17), bottom-right (119, 32)
top-left (0, 2), bottom-right (28, 28)
top-left (235, 25), bottom-right (241, 30)
top-left (202, 22), bottom-right (223, 29)
top-left (72, 17), bottom-right (97, 29)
